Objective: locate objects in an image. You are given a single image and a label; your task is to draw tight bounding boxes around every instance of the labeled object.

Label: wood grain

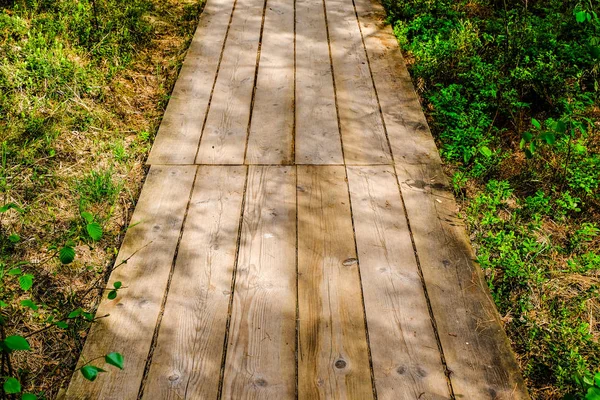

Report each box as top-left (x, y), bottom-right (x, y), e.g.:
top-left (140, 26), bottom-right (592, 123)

top-left (347, 165), bottom-right (449, 400)
top-left (245, 0), bottom-right (295, 164)
top-left (65, 166), bottom-right (196, 399)
top-left (351, 0), bottom-right (439, 166)
top-left (324, 0), bottom-right (391, 165)
top-left (396, 162), bottom-right (529, 399)
top-left (195, 0), bottom-right (265, 165)
top-left (295, 0), bottom-right (343, 165)
top-left (221, 166), bottom-right (297, 398)
top-left (297, 165), bottom-right (374, 399)
top-left (142, 166), bottom-right (246, 399)
top-left (147, 0), bottom-right (236, 164)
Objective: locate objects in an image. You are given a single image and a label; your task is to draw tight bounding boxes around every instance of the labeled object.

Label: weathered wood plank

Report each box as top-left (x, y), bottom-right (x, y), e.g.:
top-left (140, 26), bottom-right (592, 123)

top-left (65, 166), bottom-right (196, 399)
top-left (352, 0), bottom-right (439, 165)
top-left (147, 0), bottom-right (236, 164)
top-left (245, 0), bottom-right (295, 164)
top-left (195, 0), bottom-right (265, 165)
top-left (295, 0), bottom-right (343, 165)
top-left (346, 165), bottom-right (450, 400)
top-left (396, 162), bottom-right (529, 399)
top-left (324, 0), bottom-right (391, 165)
top-left (142, 166), bottom-right (246, 399)
top-left (297, 165), bottom-right (374, 399)
top-left (222, 166), bottom-right (297, 398)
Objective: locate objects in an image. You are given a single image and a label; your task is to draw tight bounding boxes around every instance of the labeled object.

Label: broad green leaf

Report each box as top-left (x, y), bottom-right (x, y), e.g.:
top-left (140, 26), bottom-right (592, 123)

top-left (479, 146), bottom-right (492, 157)
top-left (8, 268), bottom-right (22, 276)
top-left (105, 352), bottom-right (124, 370)
top-left (3, 377), bottom-right (21, 394)
top-left (9, 234), bottom-right (21, 243)
top-left (0, 301), bottom-right (8, 307)
top-left (59, 246), bottom-right (75, 265)
top-left (531, 118), bottom-right (541, 129)
top-left (4, 335), bottom-right (30, 351)
top-left (86, 222), bottom-right (103, 241)
top-left (20, 299), bottom-right (38, 311)
top-left (576, 11), bottom-right (587, 23)
top-left (68, 308), bottom-right (82, 318)
top-left (81, 211), bottom-right (94, 223)
top-left (107, 290), bottom-right (117, 300)
top-left (55, 321), bottom-right (69, 329)
top-left (522, 131), bottom-right (533, 142)
top-left (587, 387), bottom-right (600, 400)
top-left (80, 365), bottom-right (105, 382)
top-left (540, 132), bottom-right (556, 145)
top-left (22, 394), bottom-right (38, 400)
top-left (595, 372), bottom-right (600, 387)
top-left (0, 203), bottom-right (24, 213)
top-left (82, 312), bottom-right (94, 321)
top-left (554, 120), bottom-right (567, 134)
top-left (113, 281), bottom-right (122, 289)
top-left (19, 274), bottom-right (34, 291)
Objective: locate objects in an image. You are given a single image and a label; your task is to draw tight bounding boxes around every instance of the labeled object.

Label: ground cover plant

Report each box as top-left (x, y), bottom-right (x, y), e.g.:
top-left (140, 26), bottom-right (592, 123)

top-left (0, 0), bottom-right (204, 396)
top-left (382, 0), bottom-right (600, 398)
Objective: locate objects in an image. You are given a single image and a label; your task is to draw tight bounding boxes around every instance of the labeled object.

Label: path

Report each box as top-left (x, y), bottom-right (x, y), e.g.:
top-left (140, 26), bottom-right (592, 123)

top-left (64, 0), bottom-right (529, 397)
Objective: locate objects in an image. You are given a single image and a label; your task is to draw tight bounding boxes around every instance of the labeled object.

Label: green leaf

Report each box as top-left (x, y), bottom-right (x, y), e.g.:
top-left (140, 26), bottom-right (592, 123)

top-left (68, 308), bottom-right (82, 318)
top-left (19, 274), bottom-right (34, 291)
top-left (80, 365), bottom-right (105, 382)
top-left (9, 234), bottom-right (21, 243)
top-left (4, 335), bottom-right (30, 351)
top-left (576, 11), bottom-right (587, 23)
top-left (113, 281), bottom-right (122, 289)
top-left (107, 290), bottom-right (117, 300)
top-left (595, 372), bottom-right (600, 387)
top-left (59, 246), bottom-right (75, 265)
top-left (22, 394), bottom-right (38, 400)
top-left (105, 352), bottom-right (124, 370)
top-left (86, 222), bottom-right (103, 241)
top-left (479, 146), bottom-right (492, 158)
top-left (3, 377), bottom-right (21, 394)
top-left (81, 211), bottom-right (94, 223)
top-left (20, 299), bottom-right (38, 311)
top-left (0, 203), bottom-right (24, 213)
top-left (0, 301), bottom-right (8, 308)
top-left (8, 267), bottom-right (22, 276)
top-left (522, 131), bottom-right (533, 142)
top-left (586, 387), bottom-right (600, 400)
top-left (55, 321), bottom-right (69, 329)
top-left (540, 132), bottom-right (556, 145)
top-left (531, 118), bottom-right (541, 129)
top-left (554, 120), bottom-right (567, 134)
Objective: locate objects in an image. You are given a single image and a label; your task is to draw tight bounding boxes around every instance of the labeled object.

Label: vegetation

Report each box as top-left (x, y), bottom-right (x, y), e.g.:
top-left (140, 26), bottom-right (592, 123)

top-left (382, 0), bottom-right (600, 398)
top-left (0, 0), bottom-right (203, 396)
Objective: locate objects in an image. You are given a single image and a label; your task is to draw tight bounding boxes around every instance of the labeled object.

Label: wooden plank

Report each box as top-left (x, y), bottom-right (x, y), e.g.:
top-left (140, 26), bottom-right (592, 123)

top-left (65, 166), bottom-right (196, 399)
top-left (324, 0), bottom-right (391, 165)
top-left (396, 162), bottom-right (529, 399)
top-left (346, 165), bottom-right (449, 400)
top-left (195, 0), bottom-right (265, 165)
top-left (245, 0), bottom-right (295, 164)
top-left (222, 166), bottom-right (297, 398)
top-left (295, 0), bottom-right (343, 165)
top-left (297, 165), bottom-right (373, 399)
top-left (352, 0), bottom-right (439, 165)
top-left (142, 166), bottom-right (246, 399)
top-left (147, 0), bottom-right (236, 164)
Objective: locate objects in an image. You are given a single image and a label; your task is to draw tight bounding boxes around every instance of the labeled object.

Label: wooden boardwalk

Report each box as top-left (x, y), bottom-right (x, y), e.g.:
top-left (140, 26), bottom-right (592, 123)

top-left (65, 0), bottom-right (530, 397)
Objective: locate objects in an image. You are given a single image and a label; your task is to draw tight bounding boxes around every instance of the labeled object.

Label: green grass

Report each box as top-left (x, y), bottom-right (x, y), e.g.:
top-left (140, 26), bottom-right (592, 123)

top-left (0, 0), bottom-right (204, 396)
top-left (383, 0), bottom-right (600, 398)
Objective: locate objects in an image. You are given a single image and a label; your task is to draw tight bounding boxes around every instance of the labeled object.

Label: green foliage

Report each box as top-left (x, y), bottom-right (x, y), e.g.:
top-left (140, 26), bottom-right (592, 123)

top-left (384, 0), bottom-right (600, 396)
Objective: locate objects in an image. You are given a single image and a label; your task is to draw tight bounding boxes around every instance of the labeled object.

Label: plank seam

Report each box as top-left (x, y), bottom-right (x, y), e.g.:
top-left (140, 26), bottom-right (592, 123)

top-left (348, 0), bottom-right (455, 396)
top-left (192, 0), bottom-right (241, 164)
top-left (342, 165), bottom-right (379, 400)
top-left (242, 0), bottom-right (270, 164)
top-left (320, 0), bottom-right (345, 165)
top-left (294, 165), bottom-right (300, 400)
top-left (216, 165), bottom-right (250, 399)
top-left (292, 0), bottom-right (297, 165)
top-left (136, 166), bottom-right (200, 399)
